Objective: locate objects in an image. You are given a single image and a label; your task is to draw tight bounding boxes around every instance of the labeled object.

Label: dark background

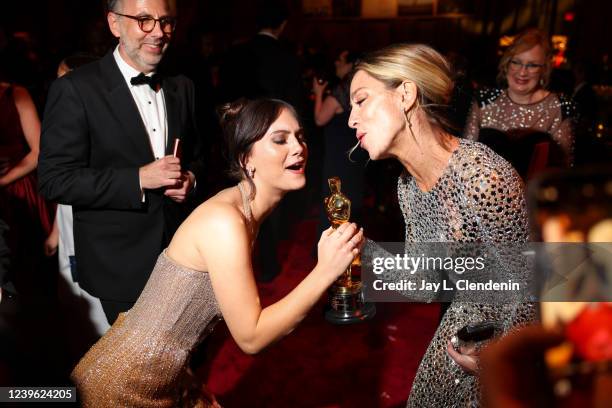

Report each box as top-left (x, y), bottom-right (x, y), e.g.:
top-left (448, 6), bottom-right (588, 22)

top-left (1, 0), bottom-right (610, 90)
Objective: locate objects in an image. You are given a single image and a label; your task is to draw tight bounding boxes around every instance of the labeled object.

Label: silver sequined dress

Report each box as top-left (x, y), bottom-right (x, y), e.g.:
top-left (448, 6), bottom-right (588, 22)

top-left (464, 88), bottom-right (576, 165)
top-left (396, 139), bottom-right (536, 407)
top-left (71, 250), bottom-right (222, 407)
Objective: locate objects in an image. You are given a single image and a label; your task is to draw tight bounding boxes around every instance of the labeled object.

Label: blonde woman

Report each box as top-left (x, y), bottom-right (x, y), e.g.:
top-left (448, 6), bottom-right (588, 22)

top-left (349, 44), bottom-right (535, 406)
top-left (464, 28), bottom-right (576, 166)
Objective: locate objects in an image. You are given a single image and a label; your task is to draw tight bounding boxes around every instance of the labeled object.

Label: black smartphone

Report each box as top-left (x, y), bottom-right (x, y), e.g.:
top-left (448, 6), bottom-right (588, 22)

top-left (456, 321), bottom-right (498, 343)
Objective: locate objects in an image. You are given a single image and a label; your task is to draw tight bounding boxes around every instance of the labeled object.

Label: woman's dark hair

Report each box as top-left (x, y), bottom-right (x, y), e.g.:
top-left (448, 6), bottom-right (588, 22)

top-left (217, 98), bottom-right (299, 194)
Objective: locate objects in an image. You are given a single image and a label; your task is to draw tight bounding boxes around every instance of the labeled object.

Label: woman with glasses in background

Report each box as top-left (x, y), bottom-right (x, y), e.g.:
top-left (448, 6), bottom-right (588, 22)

top-left (464, 28), bottom-right (576, 167)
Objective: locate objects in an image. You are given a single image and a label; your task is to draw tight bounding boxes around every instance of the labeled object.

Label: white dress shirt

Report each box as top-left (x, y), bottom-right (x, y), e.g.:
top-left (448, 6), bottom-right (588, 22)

top-left (113, 46), bottom-right (167, 160)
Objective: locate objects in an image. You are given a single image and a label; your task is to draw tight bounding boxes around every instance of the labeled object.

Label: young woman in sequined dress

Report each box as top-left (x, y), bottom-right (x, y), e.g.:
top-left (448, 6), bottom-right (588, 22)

top-left (71, 98), bottom-right (364, 407)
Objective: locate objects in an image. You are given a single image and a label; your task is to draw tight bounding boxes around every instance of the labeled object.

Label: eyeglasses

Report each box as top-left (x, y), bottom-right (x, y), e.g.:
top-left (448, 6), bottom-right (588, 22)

top-left (112, 12), bottom-right (177, 34)
top-left (508, 59), bottom-right (545, 73)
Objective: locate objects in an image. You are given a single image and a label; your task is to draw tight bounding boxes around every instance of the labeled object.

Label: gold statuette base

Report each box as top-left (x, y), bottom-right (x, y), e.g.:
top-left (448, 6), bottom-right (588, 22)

top-left (325, 281), bottom-right (376, 325)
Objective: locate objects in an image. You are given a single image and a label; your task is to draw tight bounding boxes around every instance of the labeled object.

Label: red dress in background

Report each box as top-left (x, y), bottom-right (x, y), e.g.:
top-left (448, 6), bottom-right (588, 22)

top-left (0, 84), bottom-right (53, 295)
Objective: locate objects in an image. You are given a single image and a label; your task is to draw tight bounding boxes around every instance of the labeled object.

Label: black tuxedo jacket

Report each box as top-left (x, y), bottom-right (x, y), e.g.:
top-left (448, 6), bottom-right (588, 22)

top-left (222, 34), bottom-right (304, 115)
top-left (39, 50), bottom-right (200, 302)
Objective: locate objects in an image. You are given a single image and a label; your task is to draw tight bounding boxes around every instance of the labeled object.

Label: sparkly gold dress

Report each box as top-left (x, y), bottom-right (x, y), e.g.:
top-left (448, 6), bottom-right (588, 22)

top-left (464, 88), bottom-right (576, 165)
top-left (71, 250), bottom-right (222, 407)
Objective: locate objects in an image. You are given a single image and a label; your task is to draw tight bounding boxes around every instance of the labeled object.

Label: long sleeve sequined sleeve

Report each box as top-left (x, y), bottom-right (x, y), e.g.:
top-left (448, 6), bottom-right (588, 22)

top-left (467, 156), bottom-right (529, 243)
top-left (360, 177), bottom-right (444, 303)
top-left (463, 157), bottom-right (535, 305)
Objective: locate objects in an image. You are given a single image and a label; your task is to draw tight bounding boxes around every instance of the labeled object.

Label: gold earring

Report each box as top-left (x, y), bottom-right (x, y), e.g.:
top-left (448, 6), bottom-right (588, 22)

top-left (404, 110), bottom-right (413, 131)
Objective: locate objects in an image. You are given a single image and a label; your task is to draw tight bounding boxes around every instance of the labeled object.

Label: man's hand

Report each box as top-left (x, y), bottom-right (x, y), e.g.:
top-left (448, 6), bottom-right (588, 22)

top-left (164, 171), bottom-right (195, 203)
top-left (139, 156), bottom-right (182, 190)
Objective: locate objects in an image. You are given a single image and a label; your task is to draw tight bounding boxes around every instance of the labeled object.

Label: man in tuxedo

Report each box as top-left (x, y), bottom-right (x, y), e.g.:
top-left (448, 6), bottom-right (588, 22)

top-left (222, 2), bottom-right (304, 114)
top-left (38, 0), bottom-right (200, 324)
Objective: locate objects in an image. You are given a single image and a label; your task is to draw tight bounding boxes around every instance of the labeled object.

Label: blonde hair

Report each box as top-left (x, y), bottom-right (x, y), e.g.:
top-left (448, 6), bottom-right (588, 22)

top-left (498, 28), bottom-right (552, 88)
top-left (355, 43), bottom-right (455, 134)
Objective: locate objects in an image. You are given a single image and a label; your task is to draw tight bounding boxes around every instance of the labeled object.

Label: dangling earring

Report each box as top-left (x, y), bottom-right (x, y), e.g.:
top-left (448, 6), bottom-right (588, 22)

top-left (247, 166), bottom-right (255, 179)
top-left (405, 108), bottom-right (419, 145)
top-left (539, 78), bottom-right (544, 87)
top-left (404, 109), bottom-right (414, 132)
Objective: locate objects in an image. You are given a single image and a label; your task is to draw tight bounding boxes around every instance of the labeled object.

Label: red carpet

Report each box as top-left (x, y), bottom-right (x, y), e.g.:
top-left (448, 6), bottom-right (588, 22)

top-left (200, 218), bottom-right (439, 408)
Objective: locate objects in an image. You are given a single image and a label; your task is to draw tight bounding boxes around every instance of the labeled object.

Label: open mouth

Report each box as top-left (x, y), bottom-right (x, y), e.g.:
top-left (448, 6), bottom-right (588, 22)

top-left (286, 161), bottom-right (306, 173)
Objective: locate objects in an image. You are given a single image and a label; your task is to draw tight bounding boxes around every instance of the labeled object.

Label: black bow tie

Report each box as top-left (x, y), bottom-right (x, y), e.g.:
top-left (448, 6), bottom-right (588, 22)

top-left (130, 73), bottom-right (162, 91)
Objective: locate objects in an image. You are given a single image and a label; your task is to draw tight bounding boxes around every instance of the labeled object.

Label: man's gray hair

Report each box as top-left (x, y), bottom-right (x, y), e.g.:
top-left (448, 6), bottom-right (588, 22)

top-left (107, 0), bottom-right (122, 12)
top-left (106, 0), bottom-right (175, 14)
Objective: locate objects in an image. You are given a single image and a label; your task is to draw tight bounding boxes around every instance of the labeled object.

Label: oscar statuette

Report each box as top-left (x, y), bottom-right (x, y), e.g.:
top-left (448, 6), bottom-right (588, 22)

top-left (324, 177), bottom-right (376, 324)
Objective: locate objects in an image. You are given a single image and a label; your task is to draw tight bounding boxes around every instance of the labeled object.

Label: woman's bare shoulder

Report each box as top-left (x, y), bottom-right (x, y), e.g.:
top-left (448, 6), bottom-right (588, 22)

top-left (187, 189), bottom-right (247, 232)
top-left (167, 186), bottom-right (252, 271)
top-left (10, 85), bottom-right (32, 102)
top-left (170, 189), bottom-right (248, 255)
top-left (10, 85), bottom-right (37, 115)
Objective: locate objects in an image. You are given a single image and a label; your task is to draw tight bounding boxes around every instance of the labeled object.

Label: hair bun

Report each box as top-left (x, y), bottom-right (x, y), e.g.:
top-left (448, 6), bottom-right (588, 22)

top-left (217, 98), bottom-right (249, 131)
